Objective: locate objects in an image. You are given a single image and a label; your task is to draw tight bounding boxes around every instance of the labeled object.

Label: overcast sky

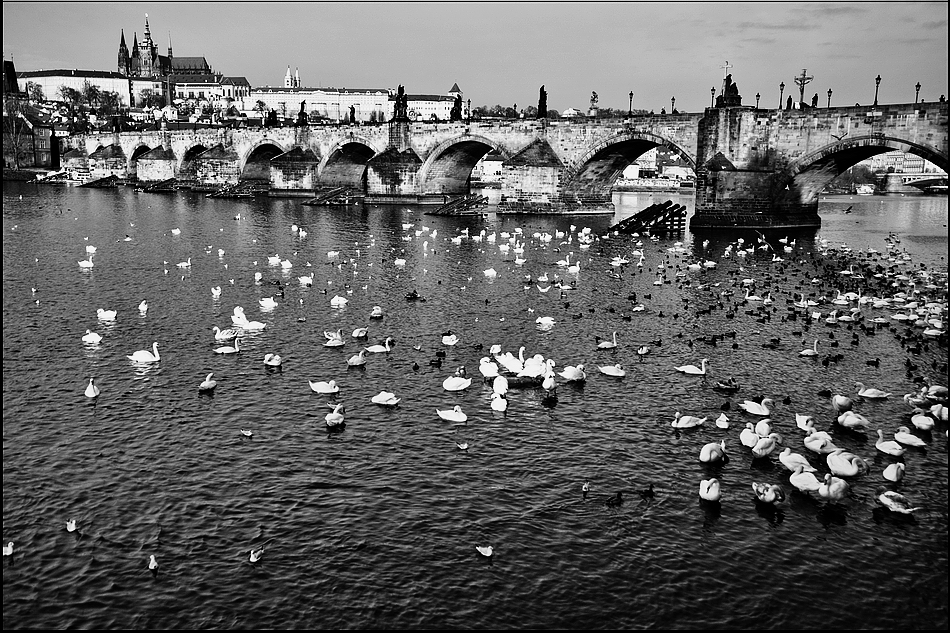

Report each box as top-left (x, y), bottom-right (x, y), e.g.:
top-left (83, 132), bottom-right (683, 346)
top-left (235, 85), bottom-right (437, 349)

top-left (3, 1), bottom-right (947, 112)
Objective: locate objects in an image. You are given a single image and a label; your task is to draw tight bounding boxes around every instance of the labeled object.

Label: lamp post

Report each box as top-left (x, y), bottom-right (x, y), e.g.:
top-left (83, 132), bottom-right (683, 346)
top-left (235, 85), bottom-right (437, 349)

top-left (755, 92), bottom-right (760, 108)
top-left (710, 87), bottom-right (715, 107)
top-left (827, 89), bottom-right (832, 108)
top-left (629, 91), bottom-right (633, 116)
top-left (873, 74), bottom-right (881, 107)
top-left (670, 96), bottom-right (675, 113)
top-left (779, 82), bottom-right (785, 109)
top-left (915, 82), bottom-right (921, 104)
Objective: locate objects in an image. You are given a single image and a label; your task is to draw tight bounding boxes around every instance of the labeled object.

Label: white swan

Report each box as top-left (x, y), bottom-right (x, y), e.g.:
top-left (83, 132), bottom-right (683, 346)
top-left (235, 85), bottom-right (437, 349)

top-left (855, 382), bottom-right (891, 399)
top-left (370, 306), bottom-right (384, 319)
top-left (330, 294), bottom-right (349, 307)
top-left (365, 337), bottom-right (393, 353)
top-left (211, 286), bottom-right (222, 298)
top-left (739, 422), bottom-right (760, 448)
top-left (779, 447), bottom-right (816, 473)
top-left (715, 412), bottom-right (730, 428)
top-left (674, 358), bottom-right (708, 375)
top-left (82, 329), bottom-right (102, 344)
top-left (558, 364), bottom-right (586, 382)
top-left (699, 478), bottom-right (721, 501)
top-left (372, 391), bottom-right (401, 406)
top-left (803, 430), bottom-right (839, 454)
top-left (910, 408), bottom-right (935, 431)
top-left (754, 418), bottom-right (773, 437)
top-left (176, 257), bottom-right (192, 268)
top-left (148, 554), bottom-right (158, 570)
top-left (310, 380), bottom-right (339, 394)
top-left (894, 425), bottom-right (926, 447)
top-left (352, 327), bottom-right (368, 339)
top-left (492, 375), bottom-right (509, 396)
top-left (795, 413), bottom-right (816, 432)
top-left (598, 364), bottom-right (625, 377)
top-left (875, 429), bottom-right (906, 456)
top-left (877, 490), bottom-right (921, 514)
top-left (475, 545), bottom-right (494, 557)
top-left (97, 308), bottom-right (117, 321)
top-left (138, 300), bottom-right (148, 314)
top-left (826, 449), bottom-right (869, 477)
top-left (752, 482), bottom-right (786, 505)
top-left (491, 392), bottom-right (508, 411)
top-left (672, 411), bottom-right (706, 428)
top-left (831, 394), bottom-right (853, 413)
top-left (882, 462), bottom-right (905, 483)
top-left (437, 405), bottom-right (468, 422)
top-left (213, 339), bottom-right (241, 355)
top-left (259, 296), bottom-right (279, 309)
top-left (263, 353), bottom-right (282, 367)
top-left (84, 377), bottom-right (100, 398)
top-left (78, 254), bottom-right (94, 268)
top-left (127, 342), bottom-right (160, 363)
top-left (198, 373), bottom-right (217, 392)
top-left (836, 410), bottom-right (870, 430)
top-left (818, 474), bottom-right (849, 503)
top-left (789, 465), bottom-right (822, 493)
top-left (596, 331), bottom-right (618, 349)
top-left (443, 367), bottom-right (472, 392)
top-left (212, 326), bottom-right (239, 341)
top-left (347, 350), bottom-right (367, 366)
top-left (478, 357), bottom-right (500, 379)
top-left (325, 403), bottom-right (345, 427)
top-left (441, 332), bottom-right (459, 346)
top-left (699, 440), bottom-right (727, 464)
top-left (239, 319), bottom-right (267, 331)
top-left (739, 398), bottom-right (773, 416)
top-left (751, 432), bottom-right (782, 458)
top-left (799, 339), bottom-right (819, 357)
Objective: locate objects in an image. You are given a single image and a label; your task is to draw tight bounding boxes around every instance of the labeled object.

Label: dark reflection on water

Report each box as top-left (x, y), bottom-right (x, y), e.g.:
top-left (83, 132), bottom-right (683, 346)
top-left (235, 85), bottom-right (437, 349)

top-left (3, 183), bottom-right (948, 629)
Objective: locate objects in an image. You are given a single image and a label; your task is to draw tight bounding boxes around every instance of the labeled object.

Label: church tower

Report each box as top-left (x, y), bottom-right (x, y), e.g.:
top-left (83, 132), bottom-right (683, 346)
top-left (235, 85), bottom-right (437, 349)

top-left (284, 65), bottom-right (293, 88)
top-left (167, 32), bottom-right (173, 60)
top-left (118, 29), bottom-right (129, 75)
top-left (295, 67), bottom-right (300, 88)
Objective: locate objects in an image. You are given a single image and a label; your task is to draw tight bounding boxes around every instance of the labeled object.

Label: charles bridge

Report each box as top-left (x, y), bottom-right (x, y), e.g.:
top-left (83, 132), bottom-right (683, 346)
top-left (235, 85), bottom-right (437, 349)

top-left (63, 101), bottom-right (948, 230)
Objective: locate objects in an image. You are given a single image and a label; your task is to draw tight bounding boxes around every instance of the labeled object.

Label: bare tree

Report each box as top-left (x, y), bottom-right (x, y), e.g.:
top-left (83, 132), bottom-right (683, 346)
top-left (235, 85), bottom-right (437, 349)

top-left (25, 81), bottom-right (44, 103)
top-left (2, 94), bottom-right (29, 169)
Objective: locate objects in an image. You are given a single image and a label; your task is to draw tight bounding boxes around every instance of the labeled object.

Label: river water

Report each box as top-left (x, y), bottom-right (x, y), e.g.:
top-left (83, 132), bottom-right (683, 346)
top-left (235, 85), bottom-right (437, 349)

top-left (2, 182), bottom-right (947, 629)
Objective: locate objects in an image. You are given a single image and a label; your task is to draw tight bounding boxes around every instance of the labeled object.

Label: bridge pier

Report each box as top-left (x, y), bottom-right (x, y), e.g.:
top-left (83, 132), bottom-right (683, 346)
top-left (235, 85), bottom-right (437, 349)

top-left (691, 107), bottom-right (823, 230)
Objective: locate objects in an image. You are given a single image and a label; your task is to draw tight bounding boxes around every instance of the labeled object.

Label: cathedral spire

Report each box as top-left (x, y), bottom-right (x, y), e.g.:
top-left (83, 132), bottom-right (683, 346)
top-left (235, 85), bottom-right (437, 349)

top-left (131, 32), bottom-right (139, 57)
top-left (167, 32), bottom-right (173, 58)
top-left (144, 13), bottom-right (151, 38)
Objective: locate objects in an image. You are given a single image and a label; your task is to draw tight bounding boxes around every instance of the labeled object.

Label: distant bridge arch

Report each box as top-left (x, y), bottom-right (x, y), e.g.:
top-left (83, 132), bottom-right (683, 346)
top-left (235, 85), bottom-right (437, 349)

top-left (780, 135), bottom-right (950, 206)
top-left (418, 134), bottom-right (510, 195)
top-left (241, 141), bottom-right (287, 181)
top-left (565, 131), bottom-right (698, 195)
top-left (319, 139), bottom-right (378, 188)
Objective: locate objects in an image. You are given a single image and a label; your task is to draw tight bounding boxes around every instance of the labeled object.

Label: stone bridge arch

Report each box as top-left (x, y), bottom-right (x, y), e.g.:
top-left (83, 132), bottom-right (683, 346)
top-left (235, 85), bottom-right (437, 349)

top-left (417, 134), bottom-right (510, 195)
top-left (319, 135), bottom-right (383, 189)
top-left (563, 131), bottom-right (698, 196)
top-left (179, 143), bottom-right (210, 183)
top-left (127, 143), bottom-right (153, 180)
top-left (778, 135), bottom-right (949, 206)
top-left (240, 140), bottom-right (288, 182)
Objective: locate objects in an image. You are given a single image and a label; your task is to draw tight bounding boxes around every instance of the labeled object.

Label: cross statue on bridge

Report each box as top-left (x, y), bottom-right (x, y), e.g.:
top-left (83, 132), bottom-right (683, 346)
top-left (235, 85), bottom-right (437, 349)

top-left (720, 61), bottom-right (732, 95)
top-left (794, 68), bottom-right (814, 106)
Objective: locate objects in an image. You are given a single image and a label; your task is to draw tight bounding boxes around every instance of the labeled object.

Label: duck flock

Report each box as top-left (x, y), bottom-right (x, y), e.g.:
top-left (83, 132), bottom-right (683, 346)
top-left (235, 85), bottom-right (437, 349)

top-left (6, 205), bottom-right (949, 600)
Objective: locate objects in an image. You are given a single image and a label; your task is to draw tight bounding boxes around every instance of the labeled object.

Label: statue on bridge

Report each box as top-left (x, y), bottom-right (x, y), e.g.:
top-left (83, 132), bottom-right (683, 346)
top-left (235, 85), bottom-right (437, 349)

top-left (715, 74), bottom-right (742, 107)
top-left (393, 85), bottom-right (410, 122)
top-left (450, 93), bottom-right (463, 121)
top-left (538, 85), bottom-right (547, 119)
top-left (811, 93), bottom-right (819, 108)
top-left (296, 100), bottom-right (308, 127)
